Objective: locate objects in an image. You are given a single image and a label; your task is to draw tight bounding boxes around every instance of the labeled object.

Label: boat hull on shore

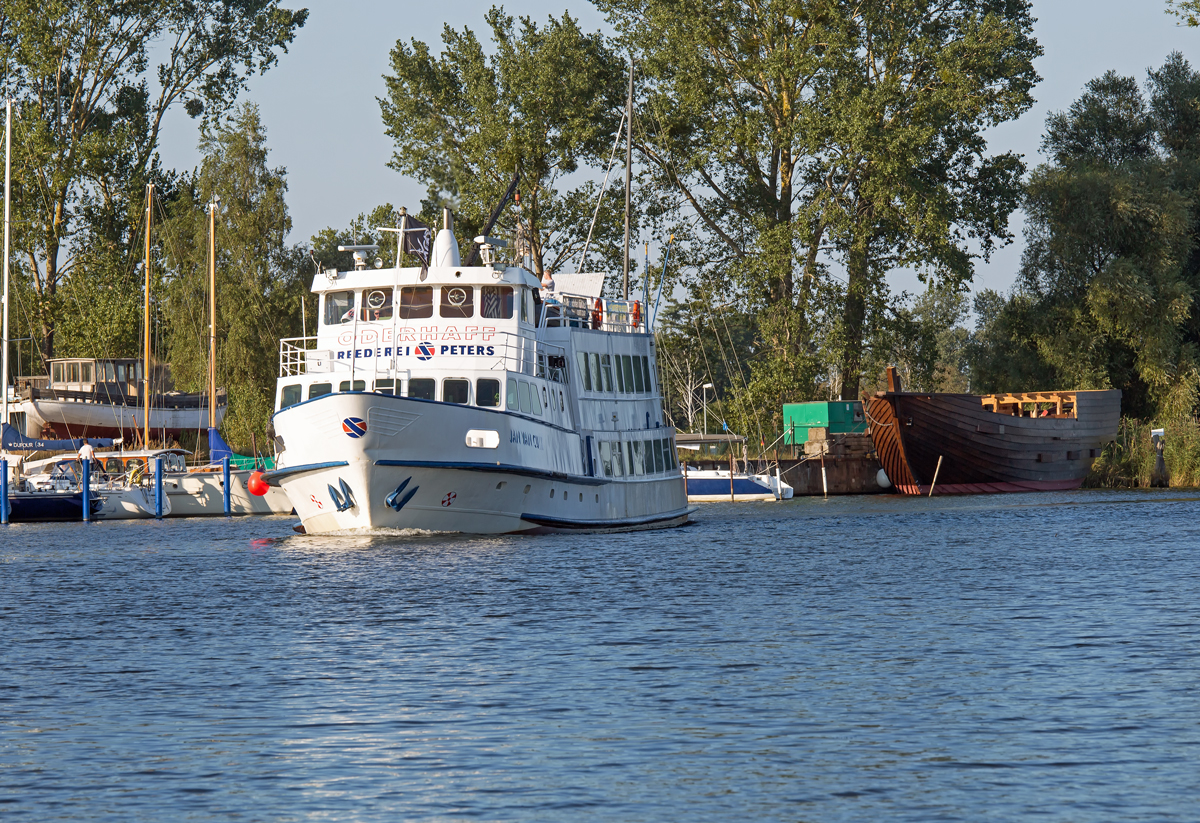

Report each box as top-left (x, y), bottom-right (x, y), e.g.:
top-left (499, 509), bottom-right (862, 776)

top-left (866, 389), bottom-right (1121, 495)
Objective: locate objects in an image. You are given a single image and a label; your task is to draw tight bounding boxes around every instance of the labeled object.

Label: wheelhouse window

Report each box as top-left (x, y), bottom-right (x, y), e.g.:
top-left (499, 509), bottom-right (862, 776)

top-left (576, 352), bottom-right (591, 391)
top-left (309, 383), bottom-right (332, 399)
top-left (81, 362), bottom-right (94, 383)
top-left (477, 378), bottom-right (501, 407)
top-left (408, 378), bottom-right (435, 400)
top-left (517, 381), bottom-right (531, 413)
top-left (359, 288), bottom-right (393, 321)
top-left (324, 291), bottom-right (355, 325)
top-left (443, 379), bottom-right (470, 404)
top-left (52, 363), bottom-right (64, 383)
top-left (506, 377), bottom-right (519, 410)
top-left (399, 286), bottom-right (434, 319)
top-left (339, 380), bottom-right (366, 392)
top-left (374, 379), bottom-right (396, 395)
top-left (481, 285), bottom-right (514, 319)
top-left (440, 286), bottom-right (474, 318)
top-left (280, 384), bottom-right (302, 409)
top-left (641, 356), bottom-right (653, 392)
top-left (67, 362), bottom-right (80, 383)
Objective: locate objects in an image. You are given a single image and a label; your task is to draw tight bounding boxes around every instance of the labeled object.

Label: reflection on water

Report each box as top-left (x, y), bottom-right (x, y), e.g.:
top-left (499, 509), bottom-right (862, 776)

top-left (3, 490), bottom-right (1200, 821)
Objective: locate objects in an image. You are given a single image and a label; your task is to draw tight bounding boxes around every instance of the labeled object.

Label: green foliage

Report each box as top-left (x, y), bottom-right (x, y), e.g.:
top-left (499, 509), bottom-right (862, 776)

top-left (1167, 0), bottom-right (1200, 27)
top-left (162, 104), bottom-right (307, 453)
top-left (379, 8), bottom-right (628, 276)
top-left (1086, 417), bottom-right (1200, 488)
top-left (970, 54), bottom-right (1200, 419)
top-left (0, 0), bottom-right (306, 365)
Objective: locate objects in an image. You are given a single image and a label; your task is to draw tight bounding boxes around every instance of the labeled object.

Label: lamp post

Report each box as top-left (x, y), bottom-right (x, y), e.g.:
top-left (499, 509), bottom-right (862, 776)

top-left (701, 383), bottom-right (714, 435)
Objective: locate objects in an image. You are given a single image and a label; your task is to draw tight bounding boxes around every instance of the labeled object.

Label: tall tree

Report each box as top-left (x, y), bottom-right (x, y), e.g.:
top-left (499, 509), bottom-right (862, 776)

top-left (0, 0), bottom-right (307, 365)
top-left (380, 8), bottom-right (627, 276)
top-left (163, 104), bottom-right (306, 453)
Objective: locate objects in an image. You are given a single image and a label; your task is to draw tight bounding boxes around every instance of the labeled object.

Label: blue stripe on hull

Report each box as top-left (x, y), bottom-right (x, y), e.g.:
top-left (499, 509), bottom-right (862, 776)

top-left (686, 478), bottom-right (771, 496)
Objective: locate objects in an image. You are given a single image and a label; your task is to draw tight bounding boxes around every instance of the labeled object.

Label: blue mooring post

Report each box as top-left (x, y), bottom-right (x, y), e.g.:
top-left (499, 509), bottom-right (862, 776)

top-left (82, 458), bottom-right (91, 522)
top-left (154, 457), bottom-right (163, 519)
top-left (1, 458), bottom-right (9, 525)
top-left (222, 456), bottom-right (231, 515)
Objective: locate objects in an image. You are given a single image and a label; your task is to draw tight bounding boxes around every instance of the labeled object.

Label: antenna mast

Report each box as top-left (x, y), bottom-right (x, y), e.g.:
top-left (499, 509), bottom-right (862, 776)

top-left (2, 101), bottom-right (11, 439)
top-left (208, 197), bottom-right (218, 430)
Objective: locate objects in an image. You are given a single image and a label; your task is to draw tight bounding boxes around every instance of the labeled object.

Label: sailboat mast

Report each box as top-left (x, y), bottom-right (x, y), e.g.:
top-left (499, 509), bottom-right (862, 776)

top-left (208, 199), bottom-right (217, 430)
top-left (622, 57), bottom-right (633, 300)
top-left (143, 183), bottom-right (153, 448)
top-left (2, 101), bottom-right (12, 436)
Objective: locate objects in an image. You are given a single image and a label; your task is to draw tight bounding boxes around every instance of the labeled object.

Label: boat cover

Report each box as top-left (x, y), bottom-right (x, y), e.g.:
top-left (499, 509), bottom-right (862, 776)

top-left (1, 423), bottom-right (114, 452)
top-left (207, 427), bottom-right (234, 464)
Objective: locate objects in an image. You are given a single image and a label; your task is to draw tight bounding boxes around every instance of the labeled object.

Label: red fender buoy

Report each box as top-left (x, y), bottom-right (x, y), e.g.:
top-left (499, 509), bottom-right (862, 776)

top-left (247, 471), bottom-right (270, 497)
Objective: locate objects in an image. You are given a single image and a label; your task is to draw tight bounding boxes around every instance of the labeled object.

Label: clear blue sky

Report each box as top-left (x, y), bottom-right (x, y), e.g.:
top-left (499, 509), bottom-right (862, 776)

top-left (158, 1), bottom-right (1200, 299)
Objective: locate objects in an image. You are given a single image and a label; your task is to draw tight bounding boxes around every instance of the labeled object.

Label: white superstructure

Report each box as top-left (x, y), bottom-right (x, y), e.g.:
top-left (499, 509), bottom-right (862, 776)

top-left (264, 238), bottom-right (691, 534)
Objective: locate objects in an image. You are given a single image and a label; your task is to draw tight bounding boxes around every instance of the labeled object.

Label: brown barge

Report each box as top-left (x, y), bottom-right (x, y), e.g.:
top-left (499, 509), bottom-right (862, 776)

top-left (866, 368), bottom-right (1120, 495)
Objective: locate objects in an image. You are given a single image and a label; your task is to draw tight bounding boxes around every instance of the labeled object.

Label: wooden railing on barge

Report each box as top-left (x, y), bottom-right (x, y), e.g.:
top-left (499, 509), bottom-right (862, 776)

top-left (979, 391), bottom-right (1076, 418)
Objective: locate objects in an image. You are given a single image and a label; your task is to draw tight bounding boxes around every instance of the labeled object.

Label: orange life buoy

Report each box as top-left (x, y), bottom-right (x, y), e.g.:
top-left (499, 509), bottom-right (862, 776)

top-left (631, 300), bottom-right (642, 328)
top-left (592, 298), bottom-right (603, 329)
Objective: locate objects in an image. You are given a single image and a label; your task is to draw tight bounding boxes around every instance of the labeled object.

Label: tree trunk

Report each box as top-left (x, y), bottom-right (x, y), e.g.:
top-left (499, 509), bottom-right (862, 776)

top-left (839, 210), bottom-right (869, 401)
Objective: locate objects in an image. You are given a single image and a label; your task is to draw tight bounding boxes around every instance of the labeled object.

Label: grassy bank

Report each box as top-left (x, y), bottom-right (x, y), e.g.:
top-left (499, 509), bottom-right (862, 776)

top-left (1086, 418), bottom-right (1200, 488)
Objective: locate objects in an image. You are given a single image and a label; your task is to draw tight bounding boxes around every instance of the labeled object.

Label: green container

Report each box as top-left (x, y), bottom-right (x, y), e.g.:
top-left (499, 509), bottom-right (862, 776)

top-left (782, 401), bottom-right (866, 445)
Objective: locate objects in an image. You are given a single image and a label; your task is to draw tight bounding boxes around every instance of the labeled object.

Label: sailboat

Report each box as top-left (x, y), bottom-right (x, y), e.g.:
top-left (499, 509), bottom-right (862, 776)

top-left (13, 184), bottom-right (227, 442)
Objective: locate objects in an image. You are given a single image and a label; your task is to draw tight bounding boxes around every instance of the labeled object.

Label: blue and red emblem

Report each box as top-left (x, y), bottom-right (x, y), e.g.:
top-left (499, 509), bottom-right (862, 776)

top-left (342, 417), bottom-right (368, 438)
top-left (416, 341), bottom-right (436, 361)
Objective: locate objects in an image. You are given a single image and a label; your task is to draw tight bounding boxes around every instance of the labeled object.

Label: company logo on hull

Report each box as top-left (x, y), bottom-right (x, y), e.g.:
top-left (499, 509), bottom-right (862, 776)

top-left (342, 417), bottom-right (368, 438)
top-left (416, 341), bottom-right (436, 361)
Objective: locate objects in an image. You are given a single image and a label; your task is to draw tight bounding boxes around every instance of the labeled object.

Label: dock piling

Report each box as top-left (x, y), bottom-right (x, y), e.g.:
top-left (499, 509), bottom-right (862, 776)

top-left (82, 458), bottom-right (91, 522)
top-left (1, 458), bottom-right (8, 525)
top-left (154, 457), bottom-right (163, 519)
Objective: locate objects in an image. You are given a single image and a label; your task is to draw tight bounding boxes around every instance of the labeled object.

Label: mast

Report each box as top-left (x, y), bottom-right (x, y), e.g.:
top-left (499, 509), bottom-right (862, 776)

top-left (622, 57), bottom-right (634, 300)
top-left (208, 197), bottom-right (217, 430)
top-left (143, 183), bottom-right (153, 448)
top-left (2, 101), bottom-right (11, 437)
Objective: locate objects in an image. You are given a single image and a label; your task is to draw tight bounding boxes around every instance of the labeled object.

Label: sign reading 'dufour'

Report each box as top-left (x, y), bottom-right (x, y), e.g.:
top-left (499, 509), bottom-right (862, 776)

top-left (334, 326), bottom-right (498, 361)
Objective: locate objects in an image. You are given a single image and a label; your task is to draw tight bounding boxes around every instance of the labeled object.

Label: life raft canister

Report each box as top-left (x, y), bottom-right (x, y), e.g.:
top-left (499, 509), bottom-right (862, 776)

top-left (631, 300), bottom-right (642, 328)
top-left (592, 298), bottom-right (603, 329)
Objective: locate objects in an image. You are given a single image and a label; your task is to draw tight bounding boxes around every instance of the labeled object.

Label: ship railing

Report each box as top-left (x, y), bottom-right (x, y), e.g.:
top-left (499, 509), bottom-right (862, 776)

top-left (279, 336), bottom-right (349, 377)
top-left (539, 292), bottom-right (647, 334)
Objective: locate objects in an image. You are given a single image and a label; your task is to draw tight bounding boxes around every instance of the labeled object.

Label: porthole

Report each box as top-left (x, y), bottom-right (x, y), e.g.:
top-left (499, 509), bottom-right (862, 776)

top-left (523, 484), bottom-right (531, 494)
top-left (496, 481), bottom-right (506, 490)
top-left (550, 488), bottom-right (555, 498)
top-left (579, 493), bottom-right (583, 502)
top-left (595, 494), bottom-right (599, 502)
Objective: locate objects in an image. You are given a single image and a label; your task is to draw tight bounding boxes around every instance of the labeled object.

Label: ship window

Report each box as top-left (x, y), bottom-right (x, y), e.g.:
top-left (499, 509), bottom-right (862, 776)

top-left (440, 286), bottom-right (474, 318)
top-left (52, 363), bottom-right (64, 384)
top-left (126, 457), bottom-right (145, 473)
top-left (103, 362), bottom-right (116, 381)
top-left (668, 439), bottom-right (677, 469)
top-left (531, 385), bottom-right (543, 416)
top-left (506, 377), bottom-right (519, 410)
top-left (324, 290), bottom-right (355, 325)
top-left (398, 286), bottom-right (434, 319)
top-left (408, 378), bottom-right (435, 400)
top-left (624, 442), bottom-right (635, 475)
top-left (632, 441), bottom-right (646, 476)
top-left (588, 353), bottom-right (600, 393)
top-left (610, 442), bottom-right (624, 477)
top-left (653, 439), bottom-right (665, 473)
top-left (443, 379), bottom-right (470, 404)
top-left (135, 362), bottom-right (143, 381)
top-left (641, 356), bottom-right (652, 393)
top-left (81, 362), bottom-right (94, 383)
top-left (359, 288), bottom-right (393, 321)
top-left (104, 457), bottom-right (125, 475)
top-left (599, 441), bottom-right (613, 476)
top-left (520, 288), bottom-right (530, 324)
top-left (67, 362), bottom-right (80, 383)
top-left (518, 381), bottom-right (531, 413)
top-left (281, 384), bottom-right (302, 408)
top-left (374, 379), bottom-right (395, 396)
top-left (309, 382), bottom-right (332, 399)
top-left (339, 380), bottom-right (366, 392)
top-left (613, 355), bottom-right (625, 393)
top-left (576, 352), bottom-right (591, 391)
top-left (477, 378), bottom-right (501, 407)
top-left (117, 364), bottom-right (127, 382)
top-left (595, 355), bottom-right (609, 393)
top-left (481, 285), bottom-right (514, 319)
top-left (632, 356), bottom-right (645, 393)
top-left (622, 356), bottom-right (636, 393)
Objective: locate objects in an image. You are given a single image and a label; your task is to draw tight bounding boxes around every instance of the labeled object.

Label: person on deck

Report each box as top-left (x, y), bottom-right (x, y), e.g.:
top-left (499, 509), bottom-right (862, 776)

top-left (77, 438), bottom-right (96, 462)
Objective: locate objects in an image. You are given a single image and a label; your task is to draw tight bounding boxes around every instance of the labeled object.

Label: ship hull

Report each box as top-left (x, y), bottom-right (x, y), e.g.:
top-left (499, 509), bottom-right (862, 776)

top-left (19, 395), bottom-right (226, 441)
top-left (866, 390), bottom-right (1121, 495)
top-left (265, 392), bottom-right (691, 535)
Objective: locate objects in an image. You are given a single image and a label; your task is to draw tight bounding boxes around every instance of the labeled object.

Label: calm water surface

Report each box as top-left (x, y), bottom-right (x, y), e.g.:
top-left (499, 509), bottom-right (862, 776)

top-left (2, 490), bottom-right (1199, 821)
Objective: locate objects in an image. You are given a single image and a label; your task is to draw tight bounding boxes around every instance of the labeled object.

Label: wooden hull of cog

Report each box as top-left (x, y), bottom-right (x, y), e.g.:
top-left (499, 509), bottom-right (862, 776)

top-left (865, 390), bottom-right (1121, 495)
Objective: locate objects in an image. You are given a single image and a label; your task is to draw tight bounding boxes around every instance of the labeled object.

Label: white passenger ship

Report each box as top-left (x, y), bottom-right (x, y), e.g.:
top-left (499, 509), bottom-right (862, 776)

top-left (263, 222), bottom-right (691, 534)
